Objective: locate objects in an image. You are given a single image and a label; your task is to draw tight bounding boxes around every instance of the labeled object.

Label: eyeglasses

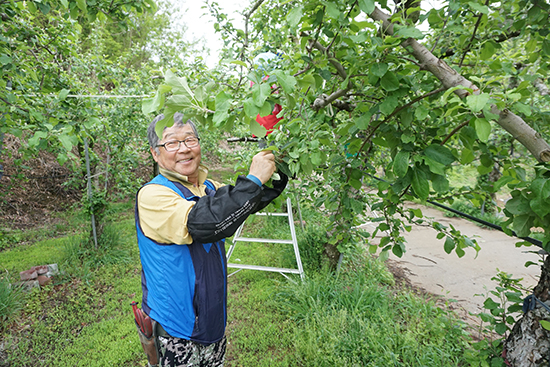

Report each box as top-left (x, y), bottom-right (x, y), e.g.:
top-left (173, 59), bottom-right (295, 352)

top-left (157, 137), bottom-right (200, 152)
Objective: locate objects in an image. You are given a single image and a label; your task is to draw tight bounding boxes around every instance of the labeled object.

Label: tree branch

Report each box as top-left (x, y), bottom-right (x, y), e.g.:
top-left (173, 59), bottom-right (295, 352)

top-left (439, 30), bottom-right (521, 59)
top-left (441, 120), bottom-right (469, 145)
top-left (0, 97), bottom-right (29, 113)
top-left (369, 6), bottom-right (550, 162)
top-left (307, 38), bottom-right (347, 79)
top-left (458, 0), bottom-right (489, 67)
top-left (311, 89), bottom-right (350, 111)
top-left (240, 0), bottom-right (265, 59)
top-left (326, 1), bottom-right (358, 53)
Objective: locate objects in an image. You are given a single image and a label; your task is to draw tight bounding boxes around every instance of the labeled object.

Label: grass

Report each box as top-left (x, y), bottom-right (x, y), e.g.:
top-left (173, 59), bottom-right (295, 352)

top-left (275, 259), bottom-right (471, 366)
top-left (0, 197), bottom-right (491, 366)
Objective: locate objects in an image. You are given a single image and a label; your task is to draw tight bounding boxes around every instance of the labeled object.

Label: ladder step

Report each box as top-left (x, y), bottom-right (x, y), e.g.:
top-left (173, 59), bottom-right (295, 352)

top-left (227, 263), bottom-right (302, 274)
top-left (254, 212), bottom-right (288, 217)
top-left (232, 237), bottom-right (293, 244)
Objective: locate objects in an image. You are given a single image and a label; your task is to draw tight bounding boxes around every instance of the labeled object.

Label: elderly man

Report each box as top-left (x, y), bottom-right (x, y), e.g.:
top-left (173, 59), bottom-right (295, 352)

top-left (135, 112), bottom-right (287, 366)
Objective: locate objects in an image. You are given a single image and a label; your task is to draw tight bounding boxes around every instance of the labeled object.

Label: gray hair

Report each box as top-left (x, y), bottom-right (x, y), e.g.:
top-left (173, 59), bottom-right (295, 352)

top-left (147, 112), bottom-right (199, 153)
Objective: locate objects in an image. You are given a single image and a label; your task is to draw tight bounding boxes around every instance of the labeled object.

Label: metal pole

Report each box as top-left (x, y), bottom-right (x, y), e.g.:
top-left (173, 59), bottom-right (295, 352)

top-left (84, 137), bottom-right (98, 249)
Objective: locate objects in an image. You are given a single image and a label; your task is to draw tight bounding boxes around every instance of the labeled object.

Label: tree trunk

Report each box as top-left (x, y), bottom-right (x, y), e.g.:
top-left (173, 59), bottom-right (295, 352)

top-left (324, 229), bottom-right (342, 270)
top-left (323, 240), bottom-right (340, 270)
top-left (505, 256), bottom-right (550, 366)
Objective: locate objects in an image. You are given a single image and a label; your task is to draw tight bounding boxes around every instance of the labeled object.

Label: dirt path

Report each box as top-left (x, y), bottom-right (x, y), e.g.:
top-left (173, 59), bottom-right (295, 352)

top-left (361, 204), bottom-right (542, 325)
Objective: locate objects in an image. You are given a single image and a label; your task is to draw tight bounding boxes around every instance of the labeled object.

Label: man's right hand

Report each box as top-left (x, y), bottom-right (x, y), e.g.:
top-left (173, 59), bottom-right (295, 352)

top-left (249, 150), bottom-right (277, 184)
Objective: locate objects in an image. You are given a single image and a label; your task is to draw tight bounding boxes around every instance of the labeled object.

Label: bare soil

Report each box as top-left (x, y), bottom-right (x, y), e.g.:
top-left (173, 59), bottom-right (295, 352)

top-left (0, 135), bottom-right (82, 230)
top-left (362, 203), bottom-right (542, 329)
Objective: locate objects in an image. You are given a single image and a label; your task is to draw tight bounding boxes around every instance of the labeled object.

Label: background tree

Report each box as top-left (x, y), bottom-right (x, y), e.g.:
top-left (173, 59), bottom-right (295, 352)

top-left (0, 0), bottom-right (204, 242)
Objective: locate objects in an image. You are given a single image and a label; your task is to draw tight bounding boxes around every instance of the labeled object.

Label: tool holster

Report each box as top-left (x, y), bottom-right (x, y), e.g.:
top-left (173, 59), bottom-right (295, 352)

top-left (135, 319), bottom-right (159, 366)
top-left (131, 302), bottom-right (160, 366)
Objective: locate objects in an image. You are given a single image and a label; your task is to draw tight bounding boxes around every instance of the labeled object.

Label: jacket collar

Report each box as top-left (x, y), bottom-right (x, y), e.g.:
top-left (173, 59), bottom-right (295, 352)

top-left (159, 165), bottom-right (209, 187)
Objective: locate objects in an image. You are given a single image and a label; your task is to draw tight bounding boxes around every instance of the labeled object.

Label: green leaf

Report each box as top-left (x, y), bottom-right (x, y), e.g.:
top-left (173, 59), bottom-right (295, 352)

top-left (250, 119), bottom-right (267, 138)
top-left (380, 71), bottom-right (400, 91)
top-left (474, 118), bottom-right (491, 143)
top-left (512, 215), bottom-right (534, 237)
top-left (540, 320), bottom-right (550, 331)
top-left (230, 60), bottom-right (247, 67)
top-left (432, 175), bottom-right (449, 193)
top-left (466, 93), bottom-right (490, 112)
top-left (460, 148), bottom-right (475, 164)
top-left (444, 236), bottom-right (455, 254)
top-left (142, 90), bottom-right (165, 115)
top-left (530, 178), bottom-right (546, 198)
top-left (350, 178), bottom-right (362, 190)
top-left (155, 112), bottom-right (174, 138)
top-left (212, 111), bottom-right (228, 126)
top-left (506, 196), bottom-right (531, 215)
top-left (243, 98), bottom-right (260, 118)
top-left (215, 90), bottom-right (231, 110)
top-left (530, 198), bottom-right (550, 218)
top-left (379, 96), bottom-right (398, 115)
top-left (393, 151), bottom-right (410, 177)
top-left (392, 243), bottom-right (404, 258)
top-left (424, 144), bottom-right (455, 166)
top-left (58, 89), bottom-right (70, 101)
top-left (27, 1), bottom-right (37, 13)
top-left (28, 131), bottom-right (47, 147)
top-left (69, 6), bottom-right (78, 19)
top-left (324, 1), bottom-right (340, 19)
top-left (468, 2), bottom-right (489, 14)
top-left (272, 70), bottom-right (297, 94)
top-left (0, 54), bottom-right (12, 65)
top-left (395, 26), bottom-right (424, 39)
top-left (355, 112), bottom-right (372, 130)
top-left (287, 5), bottom-right (303, 27)
top-left (483, 297), bottom-right (500, 310)
top-left (58, 134), bottom-right (73, 151)
top-left (252, 83), bottom-right (271, 107)
top-left (165, 70), bottom-right (194, 97)
top-left (297, 74), bottom-right (316, 91)
top-left (358, 0), bottom-right (375, 15)
top-left (76, 0), bottom-right (87, 13)
top-left (310, 151), bottom-right (323, 166)
top-left (414, 106), bottom-right (429, 120)
top-left (371, 63), bottom-right (388, 77)
top-left (514, 102), bottom-right (532, 116)
top-left (319, 69), bottom-right (332, 80)
top-left (480, 41), bottom-right (495, 60)
top-left (541, 180), bottom-right (550, 200)
top-left (57, 152), bottom-right (69, 166)
top-left (259, 101), bottom-right (272, 117)
top-left (412, 168), bottom-right (429, 200)
top-left (423, 156), bottom-right (445, 175)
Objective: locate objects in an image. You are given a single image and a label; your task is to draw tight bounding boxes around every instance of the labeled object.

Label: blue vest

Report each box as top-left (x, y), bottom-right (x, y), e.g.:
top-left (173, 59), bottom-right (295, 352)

top-left (135, 174), bottom-right (227, 345)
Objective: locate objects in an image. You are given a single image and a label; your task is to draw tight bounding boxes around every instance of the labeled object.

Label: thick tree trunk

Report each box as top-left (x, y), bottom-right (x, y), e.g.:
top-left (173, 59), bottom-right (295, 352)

top-left (505, 256), bottom-right (550, 366)
top-left (369, 7), bottom-right (550, 163)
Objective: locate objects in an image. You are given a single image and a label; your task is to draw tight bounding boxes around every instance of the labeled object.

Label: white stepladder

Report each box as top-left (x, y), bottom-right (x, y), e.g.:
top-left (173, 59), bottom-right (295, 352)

top-left (226, 197), bottom-right (305, 280)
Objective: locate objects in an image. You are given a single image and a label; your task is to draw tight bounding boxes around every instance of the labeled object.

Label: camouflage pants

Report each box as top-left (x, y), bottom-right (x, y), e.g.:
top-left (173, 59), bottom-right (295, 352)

top-left (157, 335), bottom-right (226, 367)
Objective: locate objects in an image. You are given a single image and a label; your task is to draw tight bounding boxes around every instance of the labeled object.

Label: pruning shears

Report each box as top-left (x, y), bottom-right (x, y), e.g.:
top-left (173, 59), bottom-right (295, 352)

top-left (131, 301), bottom-right (153, 338)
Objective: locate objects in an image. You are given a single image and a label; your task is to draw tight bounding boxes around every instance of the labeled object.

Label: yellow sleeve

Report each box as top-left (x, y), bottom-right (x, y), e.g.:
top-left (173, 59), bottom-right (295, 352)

top-left (137, 184), bottom-right (195, 245)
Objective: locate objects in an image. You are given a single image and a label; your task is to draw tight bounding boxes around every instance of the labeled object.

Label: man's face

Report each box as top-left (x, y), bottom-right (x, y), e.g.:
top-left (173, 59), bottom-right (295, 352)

top-left (151, 124), bottom-right (202, 184)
